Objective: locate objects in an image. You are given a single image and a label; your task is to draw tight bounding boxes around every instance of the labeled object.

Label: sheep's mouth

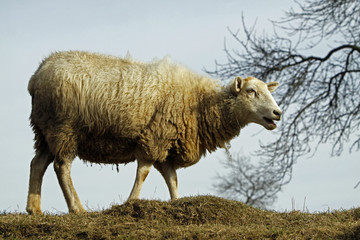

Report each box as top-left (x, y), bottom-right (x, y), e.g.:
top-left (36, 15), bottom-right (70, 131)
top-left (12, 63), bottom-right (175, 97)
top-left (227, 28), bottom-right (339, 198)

top-left (263, 117), bottom-right (277, 129)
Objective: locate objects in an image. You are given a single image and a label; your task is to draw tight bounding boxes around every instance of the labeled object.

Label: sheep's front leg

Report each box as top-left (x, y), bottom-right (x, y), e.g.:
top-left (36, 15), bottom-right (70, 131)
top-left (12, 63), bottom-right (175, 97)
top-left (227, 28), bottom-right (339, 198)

top-left (154, 161), bottom-right (179, 200)
top-left (54, 157), bottom-right (86, 213)
top-left (128, 160), bottom-right (153, 200)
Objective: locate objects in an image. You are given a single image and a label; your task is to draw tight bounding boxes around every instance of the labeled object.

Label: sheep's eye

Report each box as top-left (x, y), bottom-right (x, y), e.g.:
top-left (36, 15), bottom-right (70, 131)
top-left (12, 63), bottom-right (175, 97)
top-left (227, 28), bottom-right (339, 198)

top-left (246, 89), bottom-right (256, 95)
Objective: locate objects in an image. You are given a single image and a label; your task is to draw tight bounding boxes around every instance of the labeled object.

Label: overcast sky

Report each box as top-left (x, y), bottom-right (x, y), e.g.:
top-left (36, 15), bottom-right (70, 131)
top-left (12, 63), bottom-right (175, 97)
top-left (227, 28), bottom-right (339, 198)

top-left (1, 0), bottom-right (359, 214)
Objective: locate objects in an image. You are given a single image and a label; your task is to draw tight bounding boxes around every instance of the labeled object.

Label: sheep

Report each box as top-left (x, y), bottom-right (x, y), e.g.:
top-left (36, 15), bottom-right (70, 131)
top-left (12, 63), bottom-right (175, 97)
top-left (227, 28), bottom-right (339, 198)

top-left (26, 51), bottom-right (282, 214)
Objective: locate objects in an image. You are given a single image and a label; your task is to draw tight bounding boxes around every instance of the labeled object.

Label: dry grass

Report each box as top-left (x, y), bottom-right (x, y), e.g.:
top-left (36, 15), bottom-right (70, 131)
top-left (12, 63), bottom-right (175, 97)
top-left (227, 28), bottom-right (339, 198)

top-left (1, 196), bottom-right (359, 239)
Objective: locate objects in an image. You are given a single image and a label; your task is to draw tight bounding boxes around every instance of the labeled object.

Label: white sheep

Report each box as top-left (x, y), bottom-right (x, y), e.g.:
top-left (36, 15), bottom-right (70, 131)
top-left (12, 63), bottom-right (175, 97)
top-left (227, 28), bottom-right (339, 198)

top-left (26, 51), bottom-right (282, 214)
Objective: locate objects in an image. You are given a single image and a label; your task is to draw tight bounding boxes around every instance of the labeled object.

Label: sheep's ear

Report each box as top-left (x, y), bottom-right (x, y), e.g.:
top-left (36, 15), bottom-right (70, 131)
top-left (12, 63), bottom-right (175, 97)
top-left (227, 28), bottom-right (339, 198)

top-left (230, 76), bottom-right (244, 95)
top-left (267, 82), bottom-right (279, 93)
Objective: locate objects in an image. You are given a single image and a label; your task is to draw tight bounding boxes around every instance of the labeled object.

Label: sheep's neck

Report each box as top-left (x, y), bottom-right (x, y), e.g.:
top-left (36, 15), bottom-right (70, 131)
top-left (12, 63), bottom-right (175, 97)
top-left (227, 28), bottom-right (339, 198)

top-left (198, 91), bottom-right (245, 154)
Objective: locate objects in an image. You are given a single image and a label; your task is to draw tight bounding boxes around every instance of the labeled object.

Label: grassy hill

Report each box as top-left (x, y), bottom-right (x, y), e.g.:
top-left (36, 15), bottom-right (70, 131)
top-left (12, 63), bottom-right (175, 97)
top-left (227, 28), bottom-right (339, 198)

top-left (1, 196), bottom-right (359, 239)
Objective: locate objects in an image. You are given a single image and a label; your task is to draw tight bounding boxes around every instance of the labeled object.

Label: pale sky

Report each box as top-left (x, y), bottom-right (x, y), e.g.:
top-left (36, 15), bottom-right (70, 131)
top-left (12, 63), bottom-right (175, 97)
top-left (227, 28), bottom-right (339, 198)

top-left (1, 0), bottom-right (359, 214)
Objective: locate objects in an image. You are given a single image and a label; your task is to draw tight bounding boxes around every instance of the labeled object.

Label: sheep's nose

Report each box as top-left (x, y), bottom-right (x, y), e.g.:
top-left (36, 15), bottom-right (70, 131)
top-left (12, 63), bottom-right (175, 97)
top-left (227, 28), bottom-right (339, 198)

top-left (273, 110), bottom-right (282, 119)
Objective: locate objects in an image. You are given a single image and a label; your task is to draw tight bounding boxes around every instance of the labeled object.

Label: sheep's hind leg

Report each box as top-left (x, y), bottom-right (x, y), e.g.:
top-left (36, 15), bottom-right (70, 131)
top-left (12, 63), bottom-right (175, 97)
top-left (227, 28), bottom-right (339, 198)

top-left (154, 161), bottom-right (179, 200)
top-left (26, 150), bottom-right (53, 215)
top-left (128, 160), bottom-right (153, 200)
top-left (54, 156), bottom-right (86, 213)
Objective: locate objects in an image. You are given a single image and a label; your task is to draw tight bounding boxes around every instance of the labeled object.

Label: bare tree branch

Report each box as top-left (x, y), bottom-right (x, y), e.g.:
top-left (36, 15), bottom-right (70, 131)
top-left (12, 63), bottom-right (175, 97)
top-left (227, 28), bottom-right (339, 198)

top-left (213, 153), bottom-right (283, 208)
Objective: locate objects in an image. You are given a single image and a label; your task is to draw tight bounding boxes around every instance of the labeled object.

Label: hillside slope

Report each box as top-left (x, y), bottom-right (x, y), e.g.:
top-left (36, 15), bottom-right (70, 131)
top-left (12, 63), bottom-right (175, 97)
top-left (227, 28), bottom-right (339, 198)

top-left (1, 196), bottom-right (359, 239)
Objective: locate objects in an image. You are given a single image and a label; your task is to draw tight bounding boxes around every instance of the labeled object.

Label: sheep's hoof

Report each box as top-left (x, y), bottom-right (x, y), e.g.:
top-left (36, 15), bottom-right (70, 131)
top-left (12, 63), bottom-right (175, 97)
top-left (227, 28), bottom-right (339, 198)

top-left (69, 206), bottom-right (87, 214)
top-left (26, 207), bottom-right (42, 215)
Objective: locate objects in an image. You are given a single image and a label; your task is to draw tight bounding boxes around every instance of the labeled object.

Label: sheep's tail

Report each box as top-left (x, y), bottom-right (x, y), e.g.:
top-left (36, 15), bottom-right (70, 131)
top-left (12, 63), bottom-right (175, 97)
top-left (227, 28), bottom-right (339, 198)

top-left (28, 56), bottom-right (47, 97)
top-left (28, 74), bottom-right (36, 97)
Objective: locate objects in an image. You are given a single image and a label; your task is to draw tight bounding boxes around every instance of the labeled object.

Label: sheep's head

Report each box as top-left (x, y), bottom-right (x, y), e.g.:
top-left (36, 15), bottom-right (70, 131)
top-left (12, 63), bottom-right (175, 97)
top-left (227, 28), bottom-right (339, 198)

top-left (228, 76), bottom-right (282, 130)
